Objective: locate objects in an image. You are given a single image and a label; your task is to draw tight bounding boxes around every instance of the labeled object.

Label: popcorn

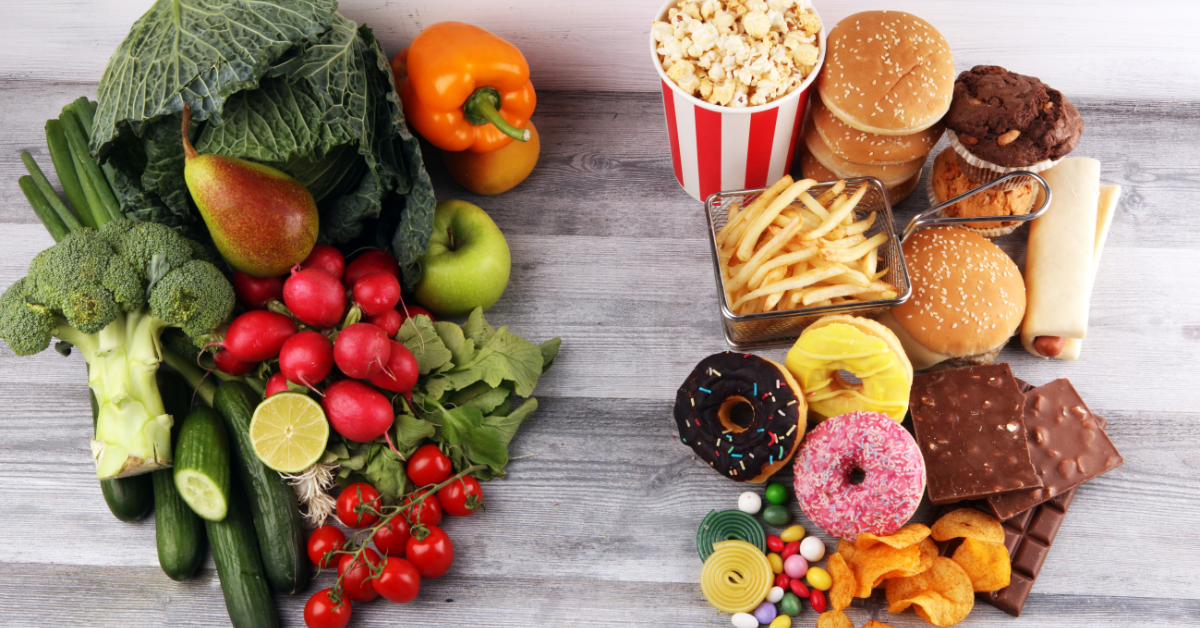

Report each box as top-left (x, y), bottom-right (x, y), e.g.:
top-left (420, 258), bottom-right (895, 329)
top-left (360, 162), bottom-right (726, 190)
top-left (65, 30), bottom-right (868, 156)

top-left (653, 0), bottom-right (821, 107)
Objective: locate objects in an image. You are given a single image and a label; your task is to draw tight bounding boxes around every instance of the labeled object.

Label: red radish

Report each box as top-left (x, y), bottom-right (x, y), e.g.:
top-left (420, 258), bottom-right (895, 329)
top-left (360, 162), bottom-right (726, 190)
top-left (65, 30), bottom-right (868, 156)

top-left (365, 309), bottom-right (402, 337)
top-left (300, 245), bottom-right (346, 281)
top-left (283, 267), bottom-right (346, 329)
top-left (279, 331), bottom-right (334, 389)
top-left (323, 379), bottom-right (395, 442)
top-left (344, 249), bottom-right (400, 287)
top-left (220, 311), bottom-right (297, 362)
top-left (398, 304), bottom-right (434, 326)
top-left (231, 272), bottom-right (284, 310)
top-left (213, 349), bottom-right (255, 376)
top-left (334, 323), bottom-right (391, 379)
top-left (368, 341), bottom-right (419, 396)
top-left (353, 272), bottom-right (402, 317)
top-left (266, 373), bottom-right (290, 397)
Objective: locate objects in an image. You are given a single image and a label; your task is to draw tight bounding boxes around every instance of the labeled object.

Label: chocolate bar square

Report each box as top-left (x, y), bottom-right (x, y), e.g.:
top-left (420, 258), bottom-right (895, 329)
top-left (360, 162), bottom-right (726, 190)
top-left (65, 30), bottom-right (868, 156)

top-left (987, 379), bottom-right (1123, 519)
top-left (910, 364), bottom-right (1042, 504)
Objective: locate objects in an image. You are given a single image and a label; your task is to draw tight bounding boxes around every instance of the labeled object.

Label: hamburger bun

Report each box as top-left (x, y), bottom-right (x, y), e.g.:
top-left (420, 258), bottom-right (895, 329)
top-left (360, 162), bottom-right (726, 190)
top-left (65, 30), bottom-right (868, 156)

top-left (811, 96), bottom-right (944, 165)
top-left (817, 11), bottom-right (954, 136)
top-left (805, 123), bottom-right (926, 187)
top-left (800, 148), bottom-right (922, 205)
top-left (885, 227), bottom-right (1025, 370)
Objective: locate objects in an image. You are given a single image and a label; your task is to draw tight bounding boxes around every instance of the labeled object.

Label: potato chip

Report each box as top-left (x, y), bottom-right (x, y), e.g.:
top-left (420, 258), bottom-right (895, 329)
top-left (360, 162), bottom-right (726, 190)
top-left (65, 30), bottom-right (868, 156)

top-left (815, 609), bottom-right (854, 628)
top-left (885, 557), bottom-right (974, 627)
top-left (863, 622), bottom-right (899, 628)
top-left (915, 537), bottom-right (938, 575)
top-left (856, 524), bottom-right (931, 550)
top-left (826, 553), bottom-right (856, 611)
top-left (951, 537), bottom-right (1011, 592)
top-left (849, 543), bottom-right (921, 597)
top-left (930, 508), bottom-right (1005, 544)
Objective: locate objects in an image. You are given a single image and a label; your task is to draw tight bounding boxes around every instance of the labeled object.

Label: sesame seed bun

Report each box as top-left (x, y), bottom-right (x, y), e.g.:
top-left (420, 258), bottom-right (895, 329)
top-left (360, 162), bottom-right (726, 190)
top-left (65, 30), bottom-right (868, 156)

top-left (799, 147), bottom-right (922, 205)
top-left (890, 227), bottom-right (1025, 365)
top-left (804, 123), bottom-right (926, 187)
top-left (817, 11), bottom-right (954, 136)
top-left (811, 95), bottom-right (944, 165)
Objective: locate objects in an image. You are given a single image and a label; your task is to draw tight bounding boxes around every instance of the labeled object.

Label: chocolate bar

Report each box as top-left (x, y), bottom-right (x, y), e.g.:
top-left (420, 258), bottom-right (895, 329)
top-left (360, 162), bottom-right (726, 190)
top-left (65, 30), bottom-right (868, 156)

top-left (909, 363), bottom-right (1042, 504)
top-left (934, 490), bottom-right (1077, 617)
top-left (987, 379), bottom-right (1123, 520)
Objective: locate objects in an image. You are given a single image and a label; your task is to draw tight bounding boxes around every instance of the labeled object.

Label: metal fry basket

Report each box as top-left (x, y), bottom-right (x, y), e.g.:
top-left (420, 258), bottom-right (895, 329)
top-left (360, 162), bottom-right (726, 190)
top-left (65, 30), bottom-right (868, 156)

top-left (704, 177), bottom-right (911, 350)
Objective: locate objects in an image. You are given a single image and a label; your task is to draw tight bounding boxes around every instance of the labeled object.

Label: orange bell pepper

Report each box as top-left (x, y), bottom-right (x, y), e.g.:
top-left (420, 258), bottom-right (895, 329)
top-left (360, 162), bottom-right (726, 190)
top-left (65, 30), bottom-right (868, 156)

top-left (393, 22), bottom-right (536, 154)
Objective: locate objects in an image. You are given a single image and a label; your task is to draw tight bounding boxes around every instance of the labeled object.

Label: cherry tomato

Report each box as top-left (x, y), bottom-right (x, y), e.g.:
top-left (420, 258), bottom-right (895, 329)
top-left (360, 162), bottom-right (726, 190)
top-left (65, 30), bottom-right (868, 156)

top-left (401, 489), bottom-right (443, 527)
top-left (437, 476), bottom-right (483, 517)
top-left (307, 525), bottom-right (345, 568)
top-left (304, 588), bottom-right (352, 628)
top-left (406, 525), bottom-right (454, 579)
top-left (336, 483), bottom-right (381, 528)
top-left (336, 549), bottom-right (381, 603)
top-left (372, 517), bottom-right (412, 556)
top-left (406, 445), bottom-right (452, 486)
top-left (374, 556), bottom-right (422, 604)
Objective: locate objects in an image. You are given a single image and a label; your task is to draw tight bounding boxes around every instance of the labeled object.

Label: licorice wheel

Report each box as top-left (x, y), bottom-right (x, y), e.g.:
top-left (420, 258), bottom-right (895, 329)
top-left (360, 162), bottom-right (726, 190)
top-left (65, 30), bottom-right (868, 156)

top-left (700, 540), bottom-right (774, 614)
top-left (674, 352), bottom-right (807, 482)
top-left (695, 509), bottom-right (766, 561)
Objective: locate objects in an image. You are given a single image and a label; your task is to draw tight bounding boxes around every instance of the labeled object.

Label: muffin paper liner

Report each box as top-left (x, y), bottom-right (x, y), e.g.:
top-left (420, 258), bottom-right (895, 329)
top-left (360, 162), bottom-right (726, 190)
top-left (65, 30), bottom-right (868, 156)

top-left (926, 175), bottom-right (1025, 239)
top-left (947, 130), bottom-right (1061, 191)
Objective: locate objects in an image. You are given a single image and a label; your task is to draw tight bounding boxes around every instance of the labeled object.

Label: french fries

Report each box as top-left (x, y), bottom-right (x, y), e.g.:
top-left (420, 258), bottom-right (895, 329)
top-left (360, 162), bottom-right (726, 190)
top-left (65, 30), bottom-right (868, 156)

top-left (718, 176), bottom-right (897, 316)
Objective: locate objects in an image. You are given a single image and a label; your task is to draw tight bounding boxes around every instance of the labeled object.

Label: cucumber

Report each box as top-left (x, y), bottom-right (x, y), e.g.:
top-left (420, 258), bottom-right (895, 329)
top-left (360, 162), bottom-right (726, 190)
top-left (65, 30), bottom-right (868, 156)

top-left (92, 389), bottom-right (152, 522)
top-left (174, 405), bottom-right (232, 521)
top-left (207, 488), bottom-right (280, 628)
top-left (153, 370), bottom-right (206, 580)
top-left (213, 381), bottom-right (309, 594)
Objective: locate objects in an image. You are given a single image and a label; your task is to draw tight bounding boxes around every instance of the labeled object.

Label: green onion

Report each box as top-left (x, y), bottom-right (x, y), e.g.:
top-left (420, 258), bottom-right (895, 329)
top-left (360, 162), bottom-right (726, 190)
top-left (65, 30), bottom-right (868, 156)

top-left (18, 176), bottom-right (69, 242)
top-left (20, 152), bottom-right (82, 233)
top-left (59, 109), bottom-right (121, 226)
top-left (45, 119), bottom-right (93, 227)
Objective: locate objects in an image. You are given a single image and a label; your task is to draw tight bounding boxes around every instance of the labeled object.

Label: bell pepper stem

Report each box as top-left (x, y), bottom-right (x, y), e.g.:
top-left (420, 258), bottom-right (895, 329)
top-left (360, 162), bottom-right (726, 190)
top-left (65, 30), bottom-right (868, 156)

top-left (463, 87), bottom-right (530, 142)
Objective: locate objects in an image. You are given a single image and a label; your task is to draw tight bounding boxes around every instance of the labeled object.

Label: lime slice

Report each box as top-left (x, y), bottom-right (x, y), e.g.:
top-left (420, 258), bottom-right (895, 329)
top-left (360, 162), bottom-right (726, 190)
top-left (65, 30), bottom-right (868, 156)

top-left (175, 469), bottom-right (228, 520)
top-left (250, 392), bottom-right (330, 473)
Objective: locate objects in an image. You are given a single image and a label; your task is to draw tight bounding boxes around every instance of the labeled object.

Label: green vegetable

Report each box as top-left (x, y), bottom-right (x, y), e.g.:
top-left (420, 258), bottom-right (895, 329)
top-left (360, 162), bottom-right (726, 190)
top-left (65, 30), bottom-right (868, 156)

top-left (207, 488), bottom-right (280, 628)
top-left (91, 1), bottom-right (436, 284)
top-left (154, 370), bottom-right (206, 581)
top-left (762, 504), bottom-right (792, 527)
top-left (20, 152), bottom-right (83, 233)
top-left (174, 406), bottom-right (232, 521)
top-left (17, 176), bottom-right (71, 243)
top-left (0, 218), bottom-right (235, 479)
top-left (91, 388), bottom-right (153, 522)
top-left (212, 381), bottom-right (309, 594)
top-left (45, 119), bottom-right (93, 227)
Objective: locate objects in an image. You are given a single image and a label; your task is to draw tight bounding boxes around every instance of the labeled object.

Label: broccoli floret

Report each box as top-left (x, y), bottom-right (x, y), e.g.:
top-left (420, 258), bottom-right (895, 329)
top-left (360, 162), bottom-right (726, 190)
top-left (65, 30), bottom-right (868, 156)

top-left (0, 219), bottom-right (237, 479)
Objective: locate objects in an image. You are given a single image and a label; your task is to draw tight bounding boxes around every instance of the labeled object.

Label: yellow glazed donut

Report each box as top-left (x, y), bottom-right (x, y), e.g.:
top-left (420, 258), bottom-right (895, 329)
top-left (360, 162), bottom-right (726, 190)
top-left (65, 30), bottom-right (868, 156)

top-left (785, 315), bottom-right (913, 422)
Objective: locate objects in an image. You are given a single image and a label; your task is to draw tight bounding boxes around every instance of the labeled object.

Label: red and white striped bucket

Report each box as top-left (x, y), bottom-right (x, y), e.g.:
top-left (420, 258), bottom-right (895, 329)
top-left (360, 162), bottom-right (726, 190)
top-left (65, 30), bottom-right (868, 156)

top-left (651, 0), bottom-right (826, 202)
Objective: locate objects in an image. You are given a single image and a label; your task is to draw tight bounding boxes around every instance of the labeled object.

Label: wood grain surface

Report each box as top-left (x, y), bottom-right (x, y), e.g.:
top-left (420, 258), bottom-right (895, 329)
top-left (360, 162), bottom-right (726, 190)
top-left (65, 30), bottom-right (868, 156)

top-left (2, 40), bottom-right (1200, 628)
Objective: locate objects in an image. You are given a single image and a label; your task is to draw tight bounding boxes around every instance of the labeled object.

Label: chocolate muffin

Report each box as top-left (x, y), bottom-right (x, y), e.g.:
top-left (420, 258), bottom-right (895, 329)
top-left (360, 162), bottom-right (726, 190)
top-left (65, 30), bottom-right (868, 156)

top-left (945, 66), bottom-right (1083, 168)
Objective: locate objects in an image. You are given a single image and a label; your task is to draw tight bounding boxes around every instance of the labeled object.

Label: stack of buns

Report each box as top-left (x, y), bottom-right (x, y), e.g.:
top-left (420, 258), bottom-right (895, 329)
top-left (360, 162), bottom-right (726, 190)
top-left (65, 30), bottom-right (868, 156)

top-left (802, 11), bottom-right (954, 204)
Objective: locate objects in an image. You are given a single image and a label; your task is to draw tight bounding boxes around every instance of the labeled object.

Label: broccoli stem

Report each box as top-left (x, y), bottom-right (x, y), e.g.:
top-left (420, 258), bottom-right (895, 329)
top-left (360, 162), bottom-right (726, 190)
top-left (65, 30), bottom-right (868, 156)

top-left (45, 119), bottom-right (92, 228)
top-left (17, 176), bottom-right (70, 242)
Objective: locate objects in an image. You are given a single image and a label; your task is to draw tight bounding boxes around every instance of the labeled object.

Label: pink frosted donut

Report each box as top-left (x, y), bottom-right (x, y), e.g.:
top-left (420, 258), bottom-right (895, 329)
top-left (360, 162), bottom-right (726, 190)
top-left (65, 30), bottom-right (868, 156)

top-left (793, 411), bottom-right (925, 540)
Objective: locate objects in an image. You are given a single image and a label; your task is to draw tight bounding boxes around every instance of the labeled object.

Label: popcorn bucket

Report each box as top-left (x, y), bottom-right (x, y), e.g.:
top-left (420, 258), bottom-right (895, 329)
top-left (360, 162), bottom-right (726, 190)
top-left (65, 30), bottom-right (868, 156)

top-left (650, 0), bottom-right (827, 202)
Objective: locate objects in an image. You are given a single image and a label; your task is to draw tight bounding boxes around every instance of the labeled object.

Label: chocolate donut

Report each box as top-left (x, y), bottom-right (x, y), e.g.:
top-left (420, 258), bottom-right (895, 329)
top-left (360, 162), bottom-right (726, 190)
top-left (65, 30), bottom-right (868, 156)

top-left (675, 352), bottom-right (807, 482)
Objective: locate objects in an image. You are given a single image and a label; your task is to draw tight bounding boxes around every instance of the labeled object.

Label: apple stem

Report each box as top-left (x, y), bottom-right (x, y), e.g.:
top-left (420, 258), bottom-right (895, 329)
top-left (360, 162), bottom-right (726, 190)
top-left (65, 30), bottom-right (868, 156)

top-left (181, 104), bottom-right (198, 161)
top-left (447, 226), bottom-right (455, 251)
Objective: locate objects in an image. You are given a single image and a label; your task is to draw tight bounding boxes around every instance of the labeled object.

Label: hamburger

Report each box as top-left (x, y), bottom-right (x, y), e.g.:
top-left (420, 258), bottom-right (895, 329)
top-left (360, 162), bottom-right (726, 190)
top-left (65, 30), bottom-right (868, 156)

top-left (877, 227), bottom-right (1025, 370)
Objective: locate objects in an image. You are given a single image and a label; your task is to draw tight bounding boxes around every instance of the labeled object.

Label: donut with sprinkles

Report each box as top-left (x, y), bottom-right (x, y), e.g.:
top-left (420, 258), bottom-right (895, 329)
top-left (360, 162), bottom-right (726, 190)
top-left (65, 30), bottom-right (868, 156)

top-left (674, 352), bottom-right (807, 482)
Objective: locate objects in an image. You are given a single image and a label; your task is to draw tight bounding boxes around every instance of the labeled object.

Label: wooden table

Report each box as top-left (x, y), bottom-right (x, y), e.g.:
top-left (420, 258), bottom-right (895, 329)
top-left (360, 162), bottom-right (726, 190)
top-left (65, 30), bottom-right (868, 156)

top-left (2, 5), bottom-right (1199, 628)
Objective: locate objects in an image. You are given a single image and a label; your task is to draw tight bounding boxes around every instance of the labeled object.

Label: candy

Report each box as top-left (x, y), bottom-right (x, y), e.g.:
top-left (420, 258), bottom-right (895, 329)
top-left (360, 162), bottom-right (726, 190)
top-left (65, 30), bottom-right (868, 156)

top-left (775, 573), bottom-right (791, 589)
top-left (754, 601), bottom-right (778, 624)
top-left (780, 591), bottom-right (803, 616)
top-left (807, 566), bottom-right (832, 591)
top-left (781, 541), bottom-right (800, 560)
top-left (732, 613), bottom-right (758, 628)
top-left (789, 579), bottom-right (810, 598)
top-left (739, 492), bottom-right (763, 515)
top-left (765, 483), bottom-right (789, 505)
top-left (767, 586), bottom-right (785, 603)
top-left (702, 540), bottom-right (774, 613)
top-left (769, 616), bottom-right (792, 628)
top-left (810, 588), bottom-right (827, 613)
top-left (768, 553), bottom-right (784, 574)
top-left (696, 510), bottom-right (767, 562)
top-left (767, 535), bottom-right (785, 553)
top-left (780, 526), bottom-right (806, 543)
top-left (763, 504), bottom-right (792, 526)
top-left (800, 536), bottom-right (826, 561)
top-left (783, 555), bottom-right (808, 579)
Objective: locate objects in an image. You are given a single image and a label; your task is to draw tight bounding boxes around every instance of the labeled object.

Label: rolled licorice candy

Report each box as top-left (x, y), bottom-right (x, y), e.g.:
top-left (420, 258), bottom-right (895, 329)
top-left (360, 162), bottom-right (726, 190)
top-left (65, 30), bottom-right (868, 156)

top-left (700, 540), bottom-right (774, 613)
top-left (696, 509), bottom-right (766, 561)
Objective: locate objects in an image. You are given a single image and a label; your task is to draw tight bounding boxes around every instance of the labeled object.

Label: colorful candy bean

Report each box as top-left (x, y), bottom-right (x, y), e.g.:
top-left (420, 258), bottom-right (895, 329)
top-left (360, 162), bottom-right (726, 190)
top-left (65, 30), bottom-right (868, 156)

top-left (775, 573), bottom-right (790, 590)
top-left (779, 591), bottom-right (802, 616)
top-left (732, 612), bottom-right (758, 628)
top-left (767, 586), bottom-right (785, 604)
top-left (738, 492), bottom-right (762, 515)
top-left (783, 555), bottom-right (808, 579)
top-left (753, 601), bottom-right (777, 625)
top-left (799, 537), bottom-right (825, 562)
top-left (766, 534), bottom-right (784, 553)
top-left (789, 579), bottom-right (810, 598)
top-left (769, 616), bottom-right (791, 628)
top-left (810, 589), bottom-right (826, 613)
top-left (780, 525), bottom-right (805, 543)
top-left (781, 540), bottom-right (800, 560)
top-left (806, 566), bottom-right (831, 591)
top-left (767, 552), bottom-right (783, 575)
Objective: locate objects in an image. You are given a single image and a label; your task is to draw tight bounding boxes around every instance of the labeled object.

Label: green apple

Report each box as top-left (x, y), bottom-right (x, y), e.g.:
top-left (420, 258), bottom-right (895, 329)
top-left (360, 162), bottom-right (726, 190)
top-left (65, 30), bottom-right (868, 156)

top-left (414, 200), bottom-right (511, 318)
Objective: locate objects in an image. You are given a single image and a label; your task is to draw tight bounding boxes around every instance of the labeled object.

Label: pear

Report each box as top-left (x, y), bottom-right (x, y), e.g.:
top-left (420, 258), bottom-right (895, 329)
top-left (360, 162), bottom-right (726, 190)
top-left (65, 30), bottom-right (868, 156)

top-left (181, 104), bottom-right (318, 277)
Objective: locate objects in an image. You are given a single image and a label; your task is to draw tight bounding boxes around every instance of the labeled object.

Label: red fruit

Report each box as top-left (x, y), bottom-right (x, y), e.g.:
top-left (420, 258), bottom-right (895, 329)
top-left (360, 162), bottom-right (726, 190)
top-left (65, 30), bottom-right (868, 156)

top-left (353, 272), bottom-right (402, 317)
top-left (374, 557), bottom-right (421, 604)
top-left (405, 525), bottom-right (454, 579)
top-left (222, 311), bottom-right (297, 362)
top-left (401, 489), bottom-right (443, 527)
top-left (344, 249), bottom-right (400, 287)
top-left (335, 482), bottom-right (381, 528)
top-left (337, 549), bottom-right (381, 602)
top-left (307, 525), bottom-right (345, 568)
top-left (284, 267), bottom-right (347, 329)
top-left (323, 379), bottom-right (395, 443)
top-left (301, 245), bottom-right (346, 281)
top-left (279, 331), bottom-right (334, 388)
top-left (810, 588), bottom-right (826, 613)
top-left (437, 476), bottom-right (483, 517)
top-left (368, 341), bottom-right (419, 394)
top-left (304, 588), bottom-right (351, 628)
top-left (372, 517), bottom-right (411, 556)
top-left (231, 271), bottom-right (284, 310)
top-left (365, 308), bottom-right (402, 337)
top-left (333, 323), bottom-right (391, 379)
top-left (213, 349), bottom-right (255, 376)
top-left (406, 445), bottom-right (452, 486)
top-left (265, 373), bottom-right (290, 397)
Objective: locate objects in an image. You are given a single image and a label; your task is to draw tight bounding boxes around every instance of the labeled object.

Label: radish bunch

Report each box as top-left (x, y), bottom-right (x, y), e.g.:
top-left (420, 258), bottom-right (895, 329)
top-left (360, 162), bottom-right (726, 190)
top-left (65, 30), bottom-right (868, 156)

top-left (219, 248), bottom-right (425, 444)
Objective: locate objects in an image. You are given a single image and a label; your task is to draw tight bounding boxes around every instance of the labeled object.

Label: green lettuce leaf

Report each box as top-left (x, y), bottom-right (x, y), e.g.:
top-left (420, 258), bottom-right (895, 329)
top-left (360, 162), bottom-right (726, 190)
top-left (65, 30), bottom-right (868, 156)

top-left (425, 325), bottom-right (546, 399)
top-left (484, 398), bottom-right (539, 446)
top-left (397, 315), bottom-right (452, 374)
